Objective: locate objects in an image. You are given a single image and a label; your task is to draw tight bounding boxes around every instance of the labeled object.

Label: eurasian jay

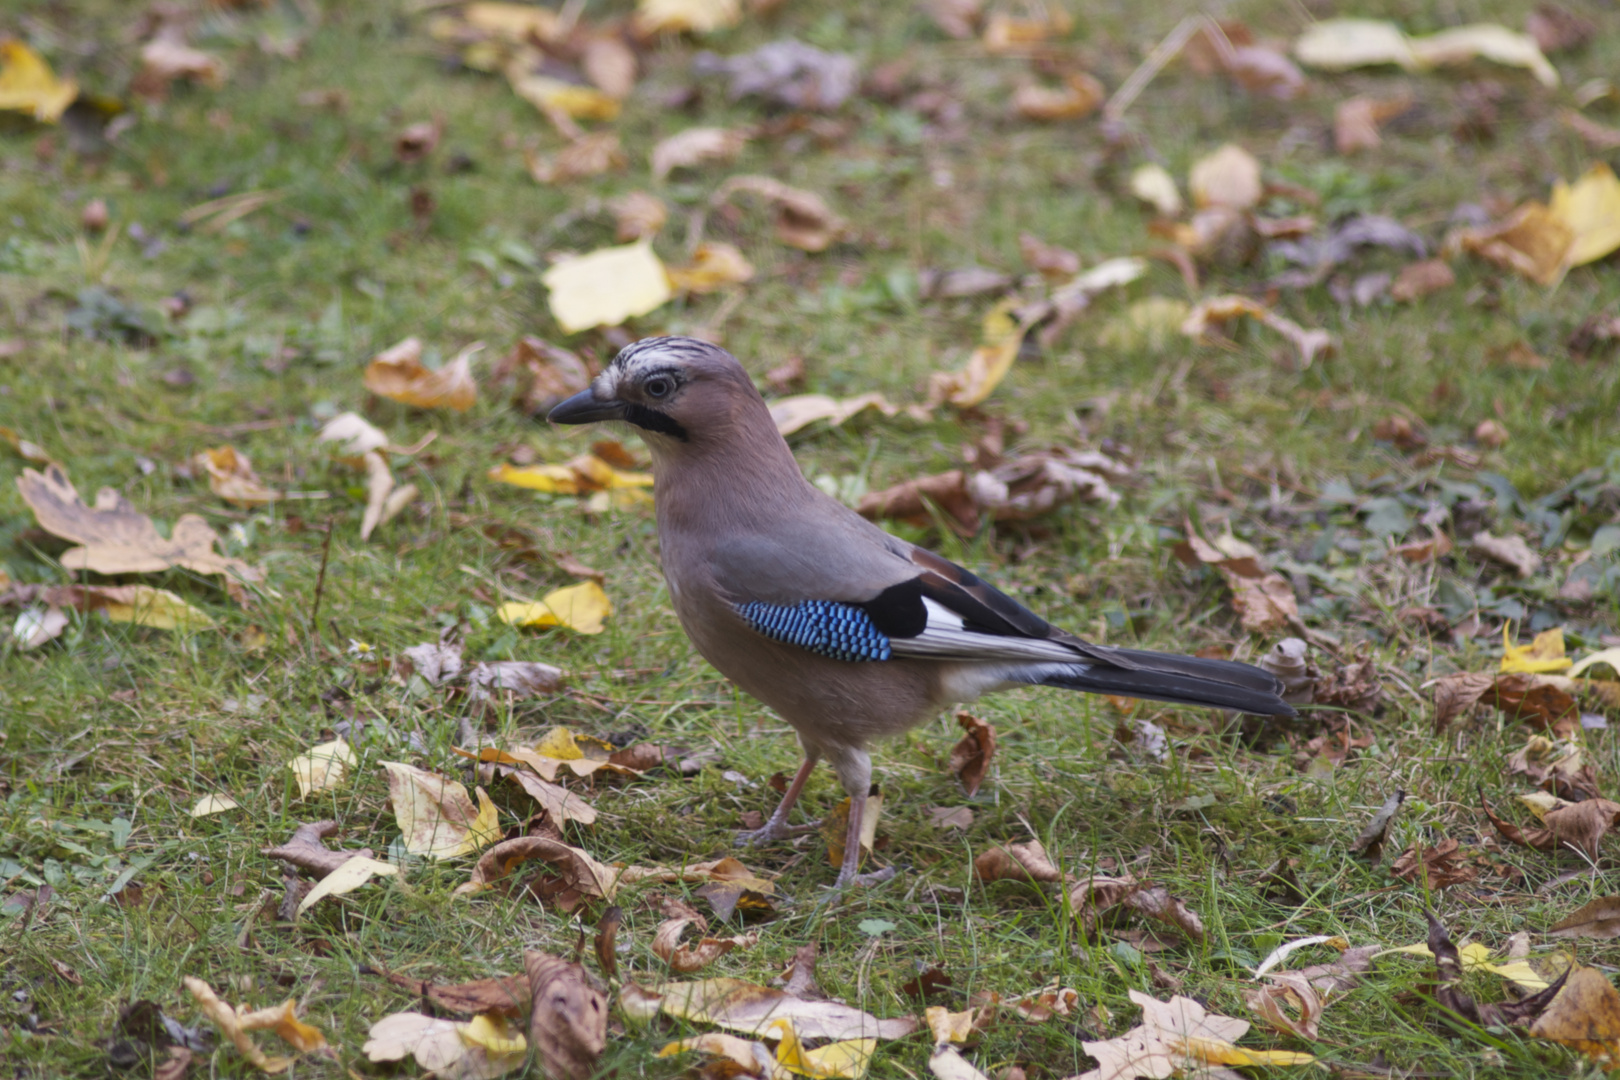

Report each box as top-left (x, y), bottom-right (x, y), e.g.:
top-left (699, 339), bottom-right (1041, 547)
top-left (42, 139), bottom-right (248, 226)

top-left (550, 337), bottom-right (1293, 887)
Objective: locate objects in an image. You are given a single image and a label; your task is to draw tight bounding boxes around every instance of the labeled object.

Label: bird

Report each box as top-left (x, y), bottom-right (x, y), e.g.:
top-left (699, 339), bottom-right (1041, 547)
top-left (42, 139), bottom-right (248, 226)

top-left (549, 336), bottom-right (1293, 888)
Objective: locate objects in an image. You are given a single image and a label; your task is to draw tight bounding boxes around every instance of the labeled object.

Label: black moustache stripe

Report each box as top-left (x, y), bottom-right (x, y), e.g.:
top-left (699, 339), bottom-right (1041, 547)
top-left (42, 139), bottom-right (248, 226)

top-left (622, 404), bottom-right (689, 441)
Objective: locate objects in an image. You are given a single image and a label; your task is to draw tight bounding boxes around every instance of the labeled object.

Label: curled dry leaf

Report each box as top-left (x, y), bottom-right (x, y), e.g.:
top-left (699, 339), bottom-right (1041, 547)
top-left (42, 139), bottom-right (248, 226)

top-left (769, 392), bottom-right (905, 438)
top-left (1181, 295), bottom-right (1333, 369)
top-left (315, 411), bottom-right (390, 455)
top-left (713, 175), bottom-right (847, 252)
top-left (1485, 793), bottom-right (1620, 859)
top-left (1172, 526), bottom-right (1300, 635)
top-left (524, 951), bottom-right (607, 1080)
top-left (1446, 164), bottom-right (1620, 286)
top-left (821, 789), bottom-right (882, 870)
top-left (974, 839), bottom-right (1063, 884)
top-left (503, 769), bottom-right (597, 826)
top-left (455, 836), bottom-right (620, 901)
top-left (1130, 164), bottom-right (1183, 218)
top-left (363, 1011), bottom-right (526, 1078)
top-left (1348, 789), bottom-right (1405, 863)
top-left (1390, 258), bottom-right (1456, 301)
top-left (364, 337), bottom-right (479, 412)
top-left (650, 126), bottom-right (749, 180)
top-left (495, 335), bottom-right (591, 415)
top-left (611, 191), bottom-right (668, 242)
top-left (1244, 973), bottom-right (1322, 1040)
top-left (927, 299), bottom-right (1027, 409)
top-left (1390, 838), bottom-right (1477, 888)
top-left (17, 464), bottom-right (261, 592)
top-left (947, 711), bottom-right (996, 796)
top-left (1470, 531), bottom-right (1541, 577)
top-left (653, 898), bottom-right (760, 973)
top-left (639, 977), bottom-right (917, 1041)
top-left (541, 241), bottom-right (673, 334)
top-left (380, 761), bottom-right (501, 859)
top-left (1528, 965), bottom-right (1620, 1068)
top-left (381, 969), bottom-right (530, 1018)
top-left (194, 446), bottom-right (279, 506)
top-left (182, 978), bottom-right (326, 1075)
top-left (359, 450), bottom-right (417, 542)
top-left (667, 241), bottom-right (755, 294)
top-left (1548, 896), bottom-right (1620, 940)
top-left (1013, 72), bottom-right (1104, 120)
top-left (1294, 18), bottom-right (1557, 87)
top-left (136, 37), bottom-right (227, 98)
top-left (44, 583), bottom-right (215, 632)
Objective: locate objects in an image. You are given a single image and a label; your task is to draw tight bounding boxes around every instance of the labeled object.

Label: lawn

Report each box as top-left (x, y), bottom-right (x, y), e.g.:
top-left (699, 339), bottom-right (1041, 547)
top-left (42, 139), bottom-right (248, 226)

top-left (4, 1), bottom-right (1620, 1077)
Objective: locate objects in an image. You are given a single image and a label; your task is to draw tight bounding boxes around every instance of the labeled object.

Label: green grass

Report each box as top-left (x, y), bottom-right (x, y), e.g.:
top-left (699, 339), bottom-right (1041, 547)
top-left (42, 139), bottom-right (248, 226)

top-left (4, 0), bottom-right (1620, 1076)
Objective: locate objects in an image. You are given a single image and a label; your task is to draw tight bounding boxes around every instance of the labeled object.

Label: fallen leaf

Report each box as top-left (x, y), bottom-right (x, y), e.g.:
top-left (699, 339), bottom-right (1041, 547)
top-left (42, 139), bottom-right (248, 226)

top-left (1507, 734), bottom-right (1597, 800)
top-left (288, 739), bottom-right (355, 799)
top-left (466, 661), bottom-right (567, 701)
top-left (1243, 973), bottom-right (1323, 1040)
top-left (1486, 793), bottom-right (1620, 858)
top-left (17, 464), bottom-right (262, 593)
top-left (650, 126), bottom-right (750, 180)
top-left (1077, 989), bottom-right (1313, 1080)
top-left (490, 454), bottom-right (652, 495)
top-left (927, 299), bottom-right (1028, 408)
top-left (362, 1011), bottom-right (526, 1079)
top-left (0, 425), bottom-right (51, 464)
top-left (1294, 18), bottom-right (1557, 87)
top-left (524, 951), bottom-right (607, 1080)
top-left (982, 5), bottom-right (1073, 53)
top-left (364, 337), bottom-right (479, 411)
top-left (1390, 257), bottom-right (1456, 301)
top-left (921, 0), bottom-right (982, 40)
top-left (1181, 295), bottom-right (1332, 368)
top-left (1129, 164), bottom-right (1183, 218)
top-left (183, 978), bottom-right (325, 1074)
top-left (857, 469), bottom-right (979, 534)
top-left (928, 806), bottom-right (973, 829)
top-left (195, 446), bottom-right (279, 506)
top-left (974, 839), bottom-right (1064, 884)
top-left (503, 769), bottom-right (597, 826)
top-left (455, 836), bottom-right (620, 902)
top-left (1449, 165), bottom-right (1620, 285)
top-left (1349, 790), bottom-right (1405, 863)
top-left (1391, 838), bottom-right (1477, 888)
top-left (634, 0), bottom-right (742, 36)
top-left (381, 762), bottom-right (501, 859)
top-left (1530, 965), bottom-right (1620, 1067)
top-left (1549, 897), bottom-right (1620, 940)
top-left (498, 581), bottom-right (612, 634)
top-left (667, 241), bottom-right (755, 294)
top-left (1172, 525), bottom-right (1300, 635)
top-left (296, 855), bottom-right (399, 916)
top-left (1334, 92), bottom-right (1413, 154)
top-left (1013, 72), bottom-right (1104, 121)
top-left (654, 898), bottom-right (761, 973)
top-left (947, 712), bottom-right (996, 796)
top-left (315, 412), bottom-right (390, 455)
top-left (1503, 626), bottom-right (1573, 673)
top-left (0, 40), bottom-right (78, 123)
top-left (1190, 144), bottom-right (1263, 211)
top-left (644, 977), bottom-right (917, 1041)
top-left (822, 789), bottom-right (882, 870)
top-left (506, 70), bottom-right (620, 122)
top-left (262, 820), bottom-right (374, 877)
top-left (611, 191), bottom-right (668, 241)
top-left (769, 392), bottom-right (905, 438)
top-left (526, 132), bottom-right (626, 183)
top-left (190, 794), bottom-right (239, 817)
top-left (494, 336), bottom-right (592, 415)
top-left (46, 583), bottom-right (216, 632)
top-left (1018, 232), bottom-right (1081, 278)
top-left (541, 241), bottom-right (673, 334)
top-left (713, 175), bottom-right (847, 252)
top-left (580, 35), bottom-right (636, 98)
top-left (695, 39), bottom-right (860, 111)
top-left (136, 36), bottom-right (227, 97)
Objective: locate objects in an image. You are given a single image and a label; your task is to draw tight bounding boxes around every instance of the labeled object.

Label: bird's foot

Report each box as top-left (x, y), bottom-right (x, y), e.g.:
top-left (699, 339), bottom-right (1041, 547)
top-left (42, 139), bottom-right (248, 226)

top-left (828, 865), bottom-right (897, 890)
top-left (734, 820), bottom-right (818, 848)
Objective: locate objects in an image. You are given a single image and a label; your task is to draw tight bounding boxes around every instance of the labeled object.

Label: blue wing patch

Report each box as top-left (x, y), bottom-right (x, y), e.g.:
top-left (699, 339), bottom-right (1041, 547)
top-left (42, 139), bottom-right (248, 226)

top-left (735, 600), bottom-right (892, 662)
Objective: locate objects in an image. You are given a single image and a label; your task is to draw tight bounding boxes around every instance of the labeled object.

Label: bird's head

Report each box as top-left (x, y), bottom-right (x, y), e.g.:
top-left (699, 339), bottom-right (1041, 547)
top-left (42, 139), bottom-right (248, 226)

top-left (548, 336), bottom-right (770, 454)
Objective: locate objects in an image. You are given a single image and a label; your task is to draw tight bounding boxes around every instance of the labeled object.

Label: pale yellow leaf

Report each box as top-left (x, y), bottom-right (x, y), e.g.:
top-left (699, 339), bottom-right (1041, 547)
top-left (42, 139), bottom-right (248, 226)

top-left (1551, 163), bottom-right (1620, 269)
top-left (497, 581), bottom-right (612, 634)
top-left (667, 242), bottom-right (755, 294)
top-left (190, 794), bottom-right (240, 817)
top-left (1129, 163), bottom-right (1183, 217)
top-left (381, 761), bottom-right (502, 858)
top-left (506, 72), bottom-right (621, 120)
top-left (769, 393), bottom-right (904, 437)
top-left (96, 585), bottom-right (217, 632)
top-left (541, 242), bottom-right (672, 334)
top-left (459, 1013), bottom-right (527, 1056)
top-left (288, 739), bottom-right (356, 798)
top-left (1190, 144), bottom-right (1262, 210)
top-left (0, 40), bottom-right (79, 123)
top-left (1501, 625), bottom-right (1573, 674)
top-left (296, 855), bottom-right (399, 916)
top-left (635, 0), bottom-right (742, 35)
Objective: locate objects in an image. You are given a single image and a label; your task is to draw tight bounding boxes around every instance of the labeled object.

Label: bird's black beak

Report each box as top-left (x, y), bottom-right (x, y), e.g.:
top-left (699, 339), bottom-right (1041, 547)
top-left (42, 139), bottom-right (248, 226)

top-left (547, 387), bottom-right (623, 425)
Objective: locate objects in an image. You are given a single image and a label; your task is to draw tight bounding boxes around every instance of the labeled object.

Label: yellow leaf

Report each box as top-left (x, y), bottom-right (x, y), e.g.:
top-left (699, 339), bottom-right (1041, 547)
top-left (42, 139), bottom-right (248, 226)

top-left (656, 1032), bottom-right (763, 1069)
top-left (1551, 164), bottom-right (1620, 269)
top-left (540, 241), bottom-right (673, 334)
top-left (0, 40), bottom-right (78, 123)
top-left (532, 726), bottom-right (587, 761)
top-left (498, 581), bottom-right (612, 634)
top-left (925, 1006), bottom-right (977, 1045)
top-left (381, 761), bottom-right (502, 858)
top-left (296, 855), bottom-right (399, 916)
top-left (1129, 163), bottom-right (1183, 217)
top-left (635, 0), bottom-right (741, 35)
top-left (196, 445), bottom-right (279, 506)
top-left (236, 999), bottom-right (328, 1053)
top-left (190, 794), bottom-right (240, 817)
top-left (1519, 790), bottom-right (1569, 820)
top-left (770, 1018), bottom-right (875, 1079)
top-left (460, 1013), bottom-right (527, 1055)
top-left (488, 462), bottom-right (584, 494)
top-left (507, 72), bottom-right (621, 120)
top-left (1184, 1035), bottom-right (1315, 1067)
top-left (1294, 18), bottom-right (1556, 87)
top-left (289, 739), bottom-right (355, 799)
top-left (667, 241), bottom-right (755, 294)
top-left (460, 2), bottom-right (562, 42)
top-left (95, 585), bottom-right (216, 632)
top-left (1502, 625), bottom-right (1574, 674)
top-left (927, 299), bottom-right (1028, 409)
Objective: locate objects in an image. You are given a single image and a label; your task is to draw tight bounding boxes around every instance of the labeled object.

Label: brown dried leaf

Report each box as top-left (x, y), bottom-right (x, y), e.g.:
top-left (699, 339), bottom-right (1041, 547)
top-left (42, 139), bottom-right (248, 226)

top-left (667, 242), bottom-right (755, 294)
top-left (526, 132), bottom-right (626, 183)
top-left (1181, 294), bottom-right (1333, 368)
top-left (16, 464), bottom-right (262, 591)
top-left (364, 337), bottom-right (479, 412)
top-left (1544, 799), bottom-right (1620, 859)
top-left (1529, 965), bottom-right (1620, 1067)
top-left (654, 900), bottom-right (760, 974)
top-left (1334, 92), bottom-right (1413, 154)
top-left (135, 37), bottom-right (226, 98)
top-left (1491, 672), bottom-right (1578, 733)
top-left (947, 711), bottom-right (996, 796)
top-left (456, 836), bottom-right (620, 899)
top-left (394, 118), bottom-right (442, 163)
top-left (1390, 838), bottom-right (1477, 888)
top-left (610, 191), bottom-right (668, 242)
top-left (525, 952), bottom-right (607, 1080)
top-left (1549, 897), bottom-right (1620, 940)
top-left (1244, 973), bottom-right (1322, 1040)
top-left (1433, 671), bottom-right (1495, 732)
top-left (858, 470), bottom-right (978, 535)
top-left (1390, 258), bottom-right (1456, 301)
top-left (262, 821), bottom-right (374, 878)
top-left (929, 806), bottom-right (974, 830)
top-left (1349, 790), bottom-right (1405, 863)
top-left (713, 175), bottom-right (847, 252)
top-left (650, 126), bottom-right (749, 180)
top-left (973, 839), bottom-right (1063, 884)
top-left (580, 35), bottom-right (636, 98)
top-left (595, 906), bottom-right (623, 981)
top-left (382, 970), bottom-right (530, 1018)
top-left (504, 768), bottom-right (597, 826)
top-left (1173, 523), bottom-right (1299, 634)
top-left (1018, 232), bottom-right (1081, 278)
top-left (194, 446), bottom-right (279, 506)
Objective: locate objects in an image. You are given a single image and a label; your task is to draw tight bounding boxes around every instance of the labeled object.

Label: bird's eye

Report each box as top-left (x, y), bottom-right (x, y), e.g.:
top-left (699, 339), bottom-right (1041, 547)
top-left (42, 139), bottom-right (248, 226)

top-left (644, 376), bottom-right (674, 399)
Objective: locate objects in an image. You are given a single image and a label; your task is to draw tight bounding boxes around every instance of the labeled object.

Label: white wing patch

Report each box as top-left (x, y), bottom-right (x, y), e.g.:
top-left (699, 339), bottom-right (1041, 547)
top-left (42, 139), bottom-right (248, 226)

top-left (887, 597), bottom-right (1083, 663)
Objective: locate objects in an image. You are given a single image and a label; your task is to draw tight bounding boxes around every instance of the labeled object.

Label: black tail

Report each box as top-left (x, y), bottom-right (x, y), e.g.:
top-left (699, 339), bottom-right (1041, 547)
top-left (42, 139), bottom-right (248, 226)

top-left (1029, 648), bottom-right (1294, 717)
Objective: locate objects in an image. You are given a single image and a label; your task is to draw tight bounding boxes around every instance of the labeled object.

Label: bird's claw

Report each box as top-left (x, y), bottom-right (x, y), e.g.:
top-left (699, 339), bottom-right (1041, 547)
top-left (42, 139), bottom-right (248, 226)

top-left (827, 865), bottom-right (897, 891)
top-left (735, 821), bottom-right (818, 848)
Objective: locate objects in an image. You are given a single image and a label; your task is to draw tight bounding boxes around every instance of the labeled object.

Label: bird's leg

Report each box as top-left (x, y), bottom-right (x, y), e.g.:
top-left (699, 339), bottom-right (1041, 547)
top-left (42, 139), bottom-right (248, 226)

top-left (831, 786), bottom-right (896, 889)
top-left (735, 755), bottom-right (818, 847)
